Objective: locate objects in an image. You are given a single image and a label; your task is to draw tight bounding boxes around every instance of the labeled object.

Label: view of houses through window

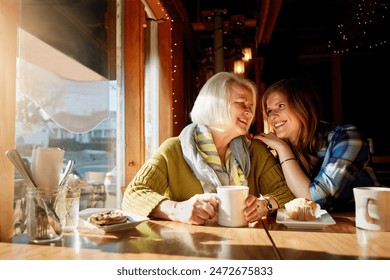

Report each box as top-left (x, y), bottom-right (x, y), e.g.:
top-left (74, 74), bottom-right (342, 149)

top-left (13, 1), bottom-right (121, 235)
top-left (15, 82), bottom-right (118, 206)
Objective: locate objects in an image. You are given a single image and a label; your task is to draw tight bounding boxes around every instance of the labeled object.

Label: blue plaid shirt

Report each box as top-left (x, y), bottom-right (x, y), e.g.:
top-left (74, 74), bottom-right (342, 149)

top-left (309, 124), bottom-right (375, 211)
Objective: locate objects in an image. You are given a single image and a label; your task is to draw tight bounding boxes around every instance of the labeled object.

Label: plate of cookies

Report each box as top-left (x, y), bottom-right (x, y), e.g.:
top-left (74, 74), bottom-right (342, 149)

top-left (276, 198), bottom-right (336, 229)
top-left (79, 208), bottom-right (149, 233)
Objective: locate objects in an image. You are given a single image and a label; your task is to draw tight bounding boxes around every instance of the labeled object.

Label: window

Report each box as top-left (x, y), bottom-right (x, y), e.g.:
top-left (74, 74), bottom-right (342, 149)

top-left (13, 0), bottom-right (122, 235)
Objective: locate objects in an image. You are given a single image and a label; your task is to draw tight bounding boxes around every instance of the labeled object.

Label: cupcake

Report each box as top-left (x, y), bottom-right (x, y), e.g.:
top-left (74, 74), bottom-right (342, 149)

top-left (285, 198), bottom-right (320, 221)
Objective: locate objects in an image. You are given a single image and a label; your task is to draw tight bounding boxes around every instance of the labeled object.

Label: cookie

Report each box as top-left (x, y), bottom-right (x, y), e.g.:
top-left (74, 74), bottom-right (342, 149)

top-left (88, 210), bottom-right (128, 226)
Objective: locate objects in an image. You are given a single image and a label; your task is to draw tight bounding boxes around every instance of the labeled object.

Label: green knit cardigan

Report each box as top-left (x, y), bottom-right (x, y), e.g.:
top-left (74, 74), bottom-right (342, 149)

top-left (122, 137), bottom-right (294, 217)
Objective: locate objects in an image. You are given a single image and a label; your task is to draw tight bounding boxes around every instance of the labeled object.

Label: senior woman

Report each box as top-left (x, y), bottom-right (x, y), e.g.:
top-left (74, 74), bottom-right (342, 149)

top-left (122, 72), bottom-right (294, 225)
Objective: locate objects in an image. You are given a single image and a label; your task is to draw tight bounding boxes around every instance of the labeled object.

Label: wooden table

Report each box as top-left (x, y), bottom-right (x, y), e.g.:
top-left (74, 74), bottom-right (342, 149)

top-left (1, 217), bottom-right (279, 260)
top-left (1, 212), bottom-right (389, 260)
top-left (262, 212), bottom-right (390, 260)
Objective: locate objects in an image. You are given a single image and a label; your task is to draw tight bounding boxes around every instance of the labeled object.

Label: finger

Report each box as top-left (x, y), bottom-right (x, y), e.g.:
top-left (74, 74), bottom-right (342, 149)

top-left (255, 199), bottom-right (268, 218)
top-left (245, 194), bottom-right (257, 206)
top-left (245, 199), bottom-right (266, 222)
top-left (195, 202), bottom-right (214, 219)
top-left (189, 215), bottom-right (207, 225)
top-left (244, 197), bottom-right (256, 217)
top-left (245, 209), bottom-right (260, 223)
top-left (203, 201), bottom-right (217, 218)
top-left (204, 194), bottom-right (219, 209)
top-left (244, 202), bottom-right (256, 218)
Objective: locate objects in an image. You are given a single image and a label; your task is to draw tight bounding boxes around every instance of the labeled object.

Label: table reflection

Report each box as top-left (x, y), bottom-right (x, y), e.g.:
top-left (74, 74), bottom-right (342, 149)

top-left (11, 218), bottom-right (279, 260)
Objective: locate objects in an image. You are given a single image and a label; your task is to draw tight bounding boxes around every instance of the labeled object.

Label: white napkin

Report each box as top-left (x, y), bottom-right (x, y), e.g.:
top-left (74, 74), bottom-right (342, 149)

top-left (31, 147), bottom-right (65, 194)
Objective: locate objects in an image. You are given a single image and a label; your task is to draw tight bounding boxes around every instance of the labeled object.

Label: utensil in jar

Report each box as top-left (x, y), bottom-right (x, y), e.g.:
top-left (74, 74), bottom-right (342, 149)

top-left (6, 149), bottom-right (62, 235)
top-left (59, 160), bottom-right (74, 187)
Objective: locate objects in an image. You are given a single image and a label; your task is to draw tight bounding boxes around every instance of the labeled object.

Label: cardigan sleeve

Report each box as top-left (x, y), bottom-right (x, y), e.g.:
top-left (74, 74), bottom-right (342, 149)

top-left (121, 158), bottom-right (170, 217)
top-left (248, 140), bottom-right (294, 208)
top-left (260, 163), bottom-right (294, 208)
top-left (121, 137), bottom-right (203, 217)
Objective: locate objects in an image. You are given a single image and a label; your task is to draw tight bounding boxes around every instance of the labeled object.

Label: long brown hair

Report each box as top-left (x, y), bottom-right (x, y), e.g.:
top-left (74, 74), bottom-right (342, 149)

top-left (261, 78), bottom-right (330, 177)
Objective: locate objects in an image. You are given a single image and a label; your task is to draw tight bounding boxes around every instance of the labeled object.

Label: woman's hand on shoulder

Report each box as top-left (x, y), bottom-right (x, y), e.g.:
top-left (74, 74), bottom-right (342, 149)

top-left (253, 132), bottom-right (288, 153)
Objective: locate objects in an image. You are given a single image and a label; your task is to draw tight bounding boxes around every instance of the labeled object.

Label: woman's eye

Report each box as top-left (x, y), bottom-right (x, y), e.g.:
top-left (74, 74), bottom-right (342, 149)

top-left (236, 101), bottom-right (246, 108)
top-left (279, 103), bottom-right (285, 109)
top-left (235, 99), bottom-right (253, 112)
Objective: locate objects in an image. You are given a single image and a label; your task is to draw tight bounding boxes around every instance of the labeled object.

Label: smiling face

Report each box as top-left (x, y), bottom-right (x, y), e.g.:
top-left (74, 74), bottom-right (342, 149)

top-left (226, 84), bottom-right (255, 137)
top-left (265, 91), bottom-right (301, 144)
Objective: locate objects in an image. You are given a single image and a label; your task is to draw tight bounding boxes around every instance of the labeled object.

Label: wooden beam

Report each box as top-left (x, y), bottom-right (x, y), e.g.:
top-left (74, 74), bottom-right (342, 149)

top-left (0, 0), bottom-right (18, 242)
top-left (143, 0), bottom-right (167, 20)
top-left (257, 0), bottom-right (283, 45)
top-left (158, 18), bottom-right (174, 141)
top-left (124, 0), bottom-right (145, 183)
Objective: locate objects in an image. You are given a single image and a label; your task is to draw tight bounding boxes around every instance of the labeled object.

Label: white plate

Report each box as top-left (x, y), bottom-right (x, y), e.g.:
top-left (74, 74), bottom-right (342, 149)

top-left (276, 209), bottom-right (336, 229)
top-left (79, 208), bottom-right (149, 233)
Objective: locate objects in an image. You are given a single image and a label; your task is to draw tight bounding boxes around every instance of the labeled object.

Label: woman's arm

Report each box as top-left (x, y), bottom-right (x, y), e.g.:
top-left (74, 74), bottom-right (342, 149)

top-left (254, 133), bottom-right (312, 199)
top-left (309, 125), bottom-right (371, 205)
top-left (255, 125), bottom-right (372, 207)
top-left (121, 138), bottom-right (220, 225)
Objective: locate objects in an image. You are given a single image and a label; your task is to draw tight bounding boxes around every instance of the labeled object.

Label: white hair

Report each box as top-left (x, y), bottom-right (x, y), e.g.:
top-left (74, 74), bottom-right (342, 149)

top-left (190, 72), bottom-right (257, 126)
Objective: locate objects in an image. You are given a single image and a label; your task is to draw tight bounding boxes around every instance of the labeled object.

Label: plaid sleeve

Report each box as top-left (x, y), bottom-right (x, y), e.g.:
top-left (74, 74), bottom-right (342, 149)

top-left (310, 124), bottom-right (371, 206)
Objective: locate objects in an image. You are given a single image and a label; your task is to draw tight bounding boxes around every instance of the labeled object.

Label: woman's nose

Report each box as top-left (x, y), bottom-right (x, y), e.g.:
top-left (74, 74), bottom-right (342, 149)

top-left (244, 109), bottom-right (253, 117)
top-left (268, 110), bottom-right (278, 118)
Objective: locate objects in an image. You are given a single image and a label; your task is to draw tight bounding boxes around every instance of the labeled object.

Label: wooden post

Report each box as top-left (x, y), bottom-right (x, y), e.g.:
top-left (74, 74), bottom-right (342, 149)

top-left (124, 0), bottom-right (145, 183)
top-left (0, 0), bottom-right (19, 242)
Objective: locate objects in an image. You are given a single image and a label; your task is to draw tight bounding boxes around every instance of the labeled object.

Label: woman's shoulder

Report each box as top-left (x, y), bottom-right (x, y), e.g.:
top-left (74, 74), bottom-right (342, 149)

top-left (331, 123), bottom-right (361, 138)
top-left (160, 137), bottom-right (180, 146)
top-left (149, 137), bottom-right (183, 165)
top-left (327, 123), bottom-right (363, 141)
top-left (249, 138), bottom-right (274, 156)
top-left (157, 137), bottom-right (181, 152)
top-left (320, 121), bottom-right (357, 134)
top-left (249, 137), bottom-right (267, 149)
top-left (333, 123), bottom-right (359, 132)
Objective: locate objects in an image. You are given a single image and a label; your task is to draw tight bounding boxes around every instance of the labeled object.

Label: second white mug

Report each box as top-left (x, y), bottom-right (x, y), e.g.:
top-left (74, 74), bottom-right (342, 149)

top-left (353, 186), bottom-right (390, 231)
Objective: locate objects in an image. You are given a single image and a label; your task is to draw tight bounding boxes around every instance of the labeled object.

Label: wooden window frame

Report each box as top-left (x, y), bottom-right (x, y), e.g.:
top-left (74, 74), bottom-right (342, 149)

top-left (0, 0), bottom-right (19, 242)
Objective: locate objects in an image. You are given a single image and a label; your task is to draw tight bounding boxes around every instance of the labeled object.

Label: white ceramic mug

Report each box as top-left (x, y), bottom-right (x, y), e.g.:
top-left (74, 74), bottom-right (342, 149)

top-left (217, 186), bottom-right (249, 227)
top-left (353, 186), bottom-right (390, 231)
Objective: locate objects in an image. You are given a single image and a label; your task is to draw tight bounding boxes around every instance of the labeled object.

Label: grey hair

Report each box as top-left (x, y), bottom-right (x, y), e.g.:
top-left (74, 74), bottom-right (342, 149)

top-left (190, 72), bottom-right (257, 126)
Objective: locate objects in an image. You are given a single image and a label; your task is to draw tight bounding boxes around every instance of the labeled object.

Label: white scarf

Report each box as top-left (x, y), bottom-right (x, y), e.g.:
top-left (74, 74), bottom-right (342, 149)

top-left (179, 124), bottom-right (251, 193)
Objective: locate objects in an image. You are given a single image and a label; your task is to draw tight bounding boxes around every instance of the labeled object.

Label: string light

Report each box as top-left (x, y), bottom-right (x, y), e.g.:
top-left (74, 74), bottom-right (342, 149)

top-left (153, 1), bottom-right (180, 127)
top-left (170, 14), bottom-right (179, 126)
top-left (328, 0), bottom-right (388, 53)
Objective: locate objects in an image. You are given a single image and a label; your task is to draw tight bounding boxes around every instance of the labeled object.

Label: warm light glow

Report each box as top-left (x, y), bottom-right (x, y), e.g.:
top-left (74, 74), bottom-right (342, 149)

top-left (242, 47), bottom-right (252, 61)
top-left (234, 59), bottom-right (245, 74)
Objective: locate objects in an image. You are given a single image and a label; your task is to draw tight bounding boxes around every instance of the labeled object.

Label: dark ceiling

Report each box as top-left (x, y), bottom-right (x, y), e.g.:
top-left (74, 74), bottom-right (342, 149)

top-left (181, 0), bottom-right (389, 67)
top-left (180, 0), bottom-right (390, 146)
top-left (271, 0), bottom-right (389, 54)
